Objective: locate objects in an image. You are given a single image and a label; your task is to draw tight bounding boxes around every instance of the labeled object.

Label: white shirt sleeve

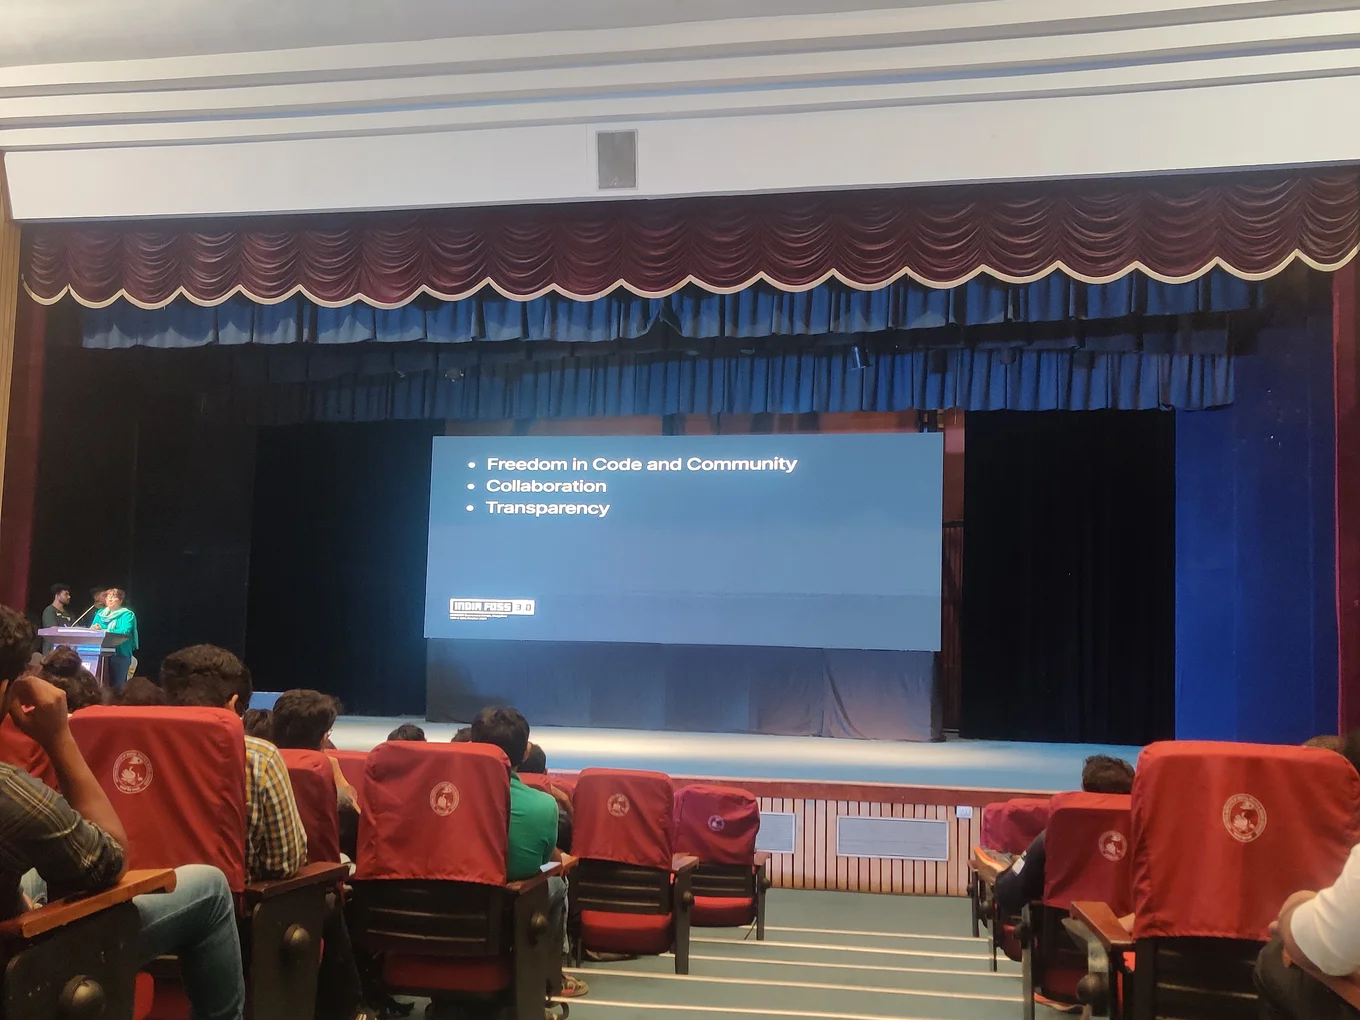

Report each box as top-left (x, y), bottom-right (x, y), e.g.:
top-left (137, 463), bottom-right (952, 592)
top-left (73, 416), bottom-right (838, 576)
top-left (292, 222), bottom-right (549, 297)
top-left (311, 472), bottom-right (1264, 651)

top-left (1289, 843), bottom-right (1360, 977)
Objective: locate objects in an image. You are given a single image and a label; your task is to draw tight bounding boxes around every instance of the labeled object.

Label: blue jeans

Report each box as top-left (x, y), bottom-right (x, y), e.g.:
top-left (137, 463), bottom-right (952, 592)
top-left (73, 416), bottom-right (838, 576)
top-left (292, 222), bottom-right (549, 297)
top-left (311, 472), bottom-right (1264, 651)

top-left (548, 874), bottom-right (568, 953)
top-left (25, 865), bottom-right (244, 1020)
top-left (134, 865), bottom-right (245, 1020)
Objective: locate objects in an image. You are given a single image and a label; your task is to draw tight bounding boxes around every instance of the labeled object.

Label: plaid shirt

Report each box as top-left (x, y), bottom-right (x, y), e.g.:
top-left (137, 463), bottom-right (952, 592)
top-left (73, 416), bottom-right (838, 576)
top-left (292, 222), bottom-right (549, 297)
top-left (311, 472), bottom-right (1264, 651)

top-left (244, 736), bottom-right (307, 882)
top-left (0, 762), bottom-right (124, 916)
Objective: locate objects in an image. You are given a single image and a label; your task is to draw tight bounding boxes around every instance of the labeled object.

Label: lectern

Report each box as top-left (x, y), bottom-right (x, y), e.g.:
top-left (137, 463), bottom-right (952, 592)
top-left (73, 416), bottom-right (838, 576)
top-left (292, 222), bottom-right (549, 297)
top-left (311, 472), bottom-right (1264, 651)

top-left (37, 628), bottom-right (129, 687)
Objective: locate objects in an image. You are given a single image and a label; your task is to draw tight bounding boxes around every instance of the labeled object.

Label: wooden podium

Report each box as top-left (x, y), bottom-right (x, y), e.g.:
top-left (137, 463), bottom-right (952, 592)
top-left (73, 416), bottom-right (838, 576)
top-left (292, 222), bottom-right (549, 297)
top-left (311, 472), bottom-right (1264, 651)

top-left (37, 628), bottom-right (130, 687)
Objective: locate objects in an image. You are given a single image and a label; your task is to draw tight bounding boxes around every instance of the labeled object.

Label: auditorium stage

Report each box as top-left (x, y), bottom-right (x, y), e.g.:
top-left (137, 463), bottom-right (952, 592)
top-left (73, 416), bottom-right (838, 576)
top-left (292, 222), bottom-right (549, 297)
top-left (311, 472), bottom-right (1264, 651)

top-left (330, 716), bottom-right (1140, 793)
top-left (329, 717), bottom-right (1139, 896)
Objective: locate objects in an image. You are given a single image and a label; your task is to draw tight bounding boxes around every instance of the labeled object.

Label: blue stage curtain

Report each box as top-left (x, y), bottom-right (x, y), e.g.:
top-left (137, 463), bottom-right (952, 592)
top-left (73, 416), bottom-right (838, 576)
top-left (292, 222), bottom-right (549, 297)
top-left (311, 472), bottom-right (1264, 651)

top-left (82, 271), bottom-right (1260, 348)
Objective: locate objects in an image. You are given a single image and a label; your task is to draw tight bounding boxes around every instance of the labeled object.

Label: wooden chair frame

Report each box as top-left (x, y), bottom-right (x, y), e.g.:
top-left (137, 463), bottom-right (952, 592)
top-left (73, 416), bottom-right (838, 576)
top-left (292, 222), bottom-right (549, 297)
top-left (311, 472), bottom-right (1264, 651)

top-left (350, 869), bottom-right (560, 1020)
top-left (569, 854), bottom-right (698, 974)
top-left (0, 869), bottom-right (175, 1020)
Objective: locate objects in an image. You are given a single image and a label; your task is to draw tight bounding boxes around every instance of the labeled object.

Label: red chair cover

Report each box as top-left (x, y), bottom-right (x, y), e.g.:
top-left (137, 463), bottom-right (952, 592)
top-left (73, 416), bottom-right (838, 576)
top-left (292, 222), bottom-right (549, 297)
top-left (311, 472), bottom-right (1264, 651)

top-left (573, 769), bottom-right (674, 870)
top-left (355, 742), bottom-right (510, 885)
top-left (279, 749), bottom-right (342, 865)
top-left (517, 772), bottom-right (554, 794)
top-left (980, 797), bottom-right (1051, 854)
top-left (1131, 741), bottom-right (1360, 941)
top-left (673, 784), bottom-right (759, 865)
top-left (327, 750), bottom-right (367, 800)
top-left (1042, 791), bottom-right (1134, 914)
top-left (549, 775), bottom-right (577, 801)
top-left (69, 706), bottom-right (248, 892)
top-left (0, 717), bottom-right (55, 788)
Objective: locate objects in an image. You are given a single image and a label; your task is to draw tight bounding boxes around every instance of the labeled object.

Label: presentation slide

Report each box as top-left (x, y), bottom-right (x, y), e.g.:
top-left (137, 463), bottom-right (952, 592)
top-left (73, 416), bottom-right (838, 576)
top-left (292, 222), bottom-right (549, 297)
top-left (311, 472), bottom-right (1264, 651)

top-left (423, 433), bottom-right (943, 651)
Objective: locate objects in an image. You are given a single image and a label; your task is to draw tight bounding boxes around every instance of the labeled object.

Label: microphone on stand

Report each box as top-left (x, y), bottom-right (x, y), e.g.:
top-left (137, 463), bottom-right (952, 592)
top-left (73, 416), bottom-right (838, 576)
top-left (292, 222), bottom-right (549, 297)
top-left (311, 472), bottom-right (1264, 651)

top-left (68, 603), bottom-right (98, 628)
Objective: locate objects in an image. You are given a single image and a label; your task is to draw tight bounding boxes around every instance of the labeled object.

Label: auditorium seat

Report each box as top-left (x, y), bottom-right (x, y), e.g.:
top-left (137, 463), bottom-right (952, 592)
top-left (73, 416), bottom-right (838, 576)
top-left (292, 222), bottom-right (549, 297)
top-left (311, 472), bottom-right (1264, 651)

top-left (327, 748), bottom-right (368, 798)
top-left (0, 716), bottom-right (55, 789)
top-left (69, 706), bottom-right (346, 1020)
top-left (970, 796), bottom-right (1051, 938)
top-left (348, 741), bottom-right (560, 1020)
top-left (279, 748), bottom-right (342, 864)
top-left (0, 867), bottom-right (175, 1020)
top-left (672, 783), bottom-right (769, 937)
top-left (569, 768), bottom-right (697, 973)
top-left (1015, 791), bottom-right (1132, 1017)
top-left (1069, 741), bottom-right (1360, 1020)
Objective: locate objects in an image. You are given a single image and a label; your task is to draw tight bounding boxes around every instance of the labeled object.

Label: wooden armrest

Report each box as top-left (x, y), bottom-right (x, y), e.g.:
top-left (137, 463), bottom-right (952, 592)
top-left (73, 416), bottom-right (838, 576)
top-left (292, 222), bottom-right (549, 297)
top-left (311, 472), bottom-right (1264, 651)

top-left (244, 861), bottom-right (349, 904)
top-left (1070, 901), bottom-right (1134, 952)
top-left (672, 853), bottom-right (699, 874)
top-left (970, 847), bottom-right (1009, 885)
top-left (1282, 950), bottom-right (1360, 1010)
top-left (504, 868), bottom-right (556, 896)
top-left (0, 869), bottom-right (177, 941)
top-left (555, 854), bottom-right (578, 876)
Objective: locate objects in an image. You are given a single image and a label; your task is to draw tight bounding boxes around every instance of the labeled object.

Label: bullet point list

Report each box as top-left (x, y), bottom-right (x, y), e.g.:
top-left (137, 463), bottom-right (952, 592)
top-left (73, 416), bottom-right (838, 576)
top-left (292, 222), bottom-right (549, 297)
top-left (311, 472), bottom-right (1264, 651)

top-left (468, 461), bottom-right (476, 468)
top-left (465, 504), bottom-right (474, 511)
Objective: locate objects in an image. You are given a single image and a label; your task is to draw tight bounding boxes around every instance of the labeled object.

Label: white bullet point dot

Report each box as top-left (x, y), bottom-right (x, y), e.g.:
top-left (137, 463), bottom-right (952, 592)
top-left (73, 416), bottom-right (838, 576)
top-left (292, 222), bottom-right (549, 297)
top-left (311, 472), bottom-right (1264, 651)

top-left (468, 461), bottom-right (476, 468)
top-left (465, 504), bottom-right (474, 511)
top-left (467, 482), bottom-right (475, 490)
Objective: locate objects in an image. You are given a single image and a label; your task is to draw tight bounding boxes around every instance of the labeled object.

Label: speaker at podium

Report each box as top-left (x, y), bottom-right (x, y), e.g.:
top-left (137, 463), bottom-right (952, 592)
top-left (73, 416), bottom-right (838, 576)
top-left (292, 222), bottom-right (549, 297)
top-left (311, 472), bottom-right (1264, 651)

top-left (38, 627), bottom-right (131, 687)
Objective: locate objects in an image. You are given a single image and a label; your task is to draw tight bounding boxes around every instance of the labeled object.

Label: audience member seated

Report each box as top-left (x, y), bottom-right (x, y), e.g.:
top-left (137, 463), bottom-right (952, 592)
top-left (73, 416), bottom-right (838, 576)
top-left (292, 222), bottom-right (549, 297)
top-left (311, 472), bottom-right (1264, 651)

top-left (452, 726), bottom-right (472, 742)
top-left (0, 605), bottom-right (246, 1020)
top-left (38, 645), bottom-right (103, 711)
top-left (1255, 850), bottom-right (1360, 1020)
top-left (266, 686), bottom-right (385, 1020)
top-left (519, 740), bottom-right (574, 853)
top-left (469, 706), bottom-right (587, 1000)
top-left (117, 675), bottom-right (167, 707)
top-left (994, 754), bottom-right (1135, 915)
top-left (162, 648), bottom-right (381, 1020)
top-left (243, 708), bottom-right (275, 741)
top-left (387, 723), bottom-right (425, 742)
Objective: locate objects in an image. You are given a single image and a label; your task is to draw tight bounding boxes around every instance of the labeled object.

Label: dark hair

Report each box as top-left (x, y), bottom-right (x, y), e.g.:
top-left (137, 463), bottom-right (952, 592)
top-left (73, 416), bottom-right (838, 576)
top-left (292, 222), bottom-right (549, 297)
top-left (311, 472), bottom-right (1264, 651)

top-left (1080, 754), bottom-right (1136, 795)
top-left (160, 644), bottom-right (253, 717)
top-left (470, 706), bottom-right (529, 767)
top-left (1341, 730), bottom-right (1360, 777)
top-left (1305, 734), bottom-right (1345, 752)
top-left (40, 645), bottom-right (102, 711)
top-left (451, 726), bottom-right (472, 743)
top-left (51, 583), bottom-right (71, 598)
top-left (271, 689), bottom-right (340, 750)
top-left (118, 675), bottom-right (167, 707)
top-left (387, 723), bottom-right (426, 742)
top-left (520, 741), bottom-right (547, 774)
top-left (242, 708), bottom-right (275, 741)
top-left (0, 605), bottom-right (36, 685)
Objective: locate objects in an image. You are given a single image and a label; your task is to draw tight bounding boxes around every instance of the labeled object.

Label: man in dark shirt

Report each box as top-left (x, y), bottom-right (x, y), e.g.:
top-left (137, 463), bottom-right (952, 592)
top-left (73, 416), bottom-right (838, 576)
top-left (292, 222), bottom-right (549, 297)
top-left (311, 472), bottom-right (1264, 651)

top-left (0, 604), bottom-right (245, 1020)
top-left (994, 754), bottom-right (1136, 914)
top-left (39, 583), bottom-right (73, 630)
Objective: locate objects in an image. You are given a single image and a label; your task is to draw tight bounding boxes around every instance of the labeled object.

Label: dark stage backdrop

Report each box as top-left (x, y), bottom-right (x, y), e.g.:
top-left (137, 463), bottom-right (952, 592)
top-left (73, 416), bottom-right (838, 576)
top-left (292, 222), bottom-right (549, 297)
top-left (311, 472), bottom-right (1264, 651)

top-left (245, 422), bottom-right (438, 715)
top-left (961, 411), bottom-right (1177, 745)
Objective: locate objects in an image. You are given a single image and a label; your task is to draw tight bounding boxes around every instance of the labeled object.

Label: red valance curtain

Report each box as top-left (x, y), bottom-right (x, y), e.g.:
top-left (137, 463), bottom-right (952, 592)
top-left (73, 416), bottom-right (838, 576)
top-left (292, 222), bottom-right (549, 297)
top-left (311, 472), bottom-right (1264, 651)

top-left (22, 170), bottom-right (1359, 310)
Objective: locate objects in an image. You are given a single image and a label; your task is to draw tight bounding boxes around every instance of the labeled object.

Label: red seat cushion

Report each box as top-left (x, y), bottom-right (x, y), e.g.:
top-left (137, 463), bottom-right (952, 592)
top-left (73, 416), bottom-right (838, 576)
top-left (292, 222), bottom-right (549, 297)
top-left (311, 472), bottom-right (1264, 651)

top-left (382, 954), bottom-right (512, 994)
top-left (692, 895), bottom-right (756, 928)
top-left (579, 910), bottom-right (673, 956)
top-left (133, 973), bottom-right (155, 1020)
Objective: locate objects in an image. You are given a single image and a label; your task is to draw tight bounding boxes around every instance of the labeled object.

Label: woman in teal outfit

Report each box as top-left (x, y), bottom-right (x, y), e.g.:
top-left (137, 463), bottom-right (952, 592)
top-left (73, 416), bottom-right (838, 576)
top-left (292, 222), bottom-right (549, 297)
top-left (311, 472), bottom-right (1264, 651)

top-left (92, 588), bottom-right (139, 691)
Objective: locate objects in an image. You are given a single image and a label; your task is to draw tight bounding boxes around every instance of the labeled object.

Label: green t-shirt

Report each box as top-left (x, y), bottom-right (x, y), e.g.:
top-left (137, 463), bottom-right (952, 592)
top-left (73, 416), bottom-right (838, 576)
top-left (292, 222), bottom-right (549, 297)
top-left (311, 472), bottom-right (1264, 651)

top-left (506, 773), bottom-right (558, 881)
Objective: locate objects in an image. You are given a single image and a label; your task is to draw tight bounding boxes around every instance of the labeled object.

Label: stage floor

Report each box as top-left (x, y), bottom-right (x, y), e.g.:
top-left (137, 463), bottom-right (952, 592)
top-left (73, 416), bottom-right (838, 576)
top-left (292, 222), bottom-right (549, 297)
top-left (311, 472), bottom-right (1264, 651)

top-left (331, 716), bottom-right (1141, 793)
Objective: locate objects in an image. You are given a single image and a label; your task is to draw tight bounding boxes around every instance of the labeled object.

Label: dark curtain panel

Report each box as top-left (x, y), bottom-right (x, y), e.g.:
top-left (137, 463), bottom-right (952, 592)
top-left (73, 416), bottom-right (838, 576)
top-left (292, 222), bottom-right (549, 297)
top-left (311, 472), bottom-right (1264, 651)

top-left (961, 411), bottom-right (1176, 745)
top-left (245, 422), bottom-right (439, 715)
